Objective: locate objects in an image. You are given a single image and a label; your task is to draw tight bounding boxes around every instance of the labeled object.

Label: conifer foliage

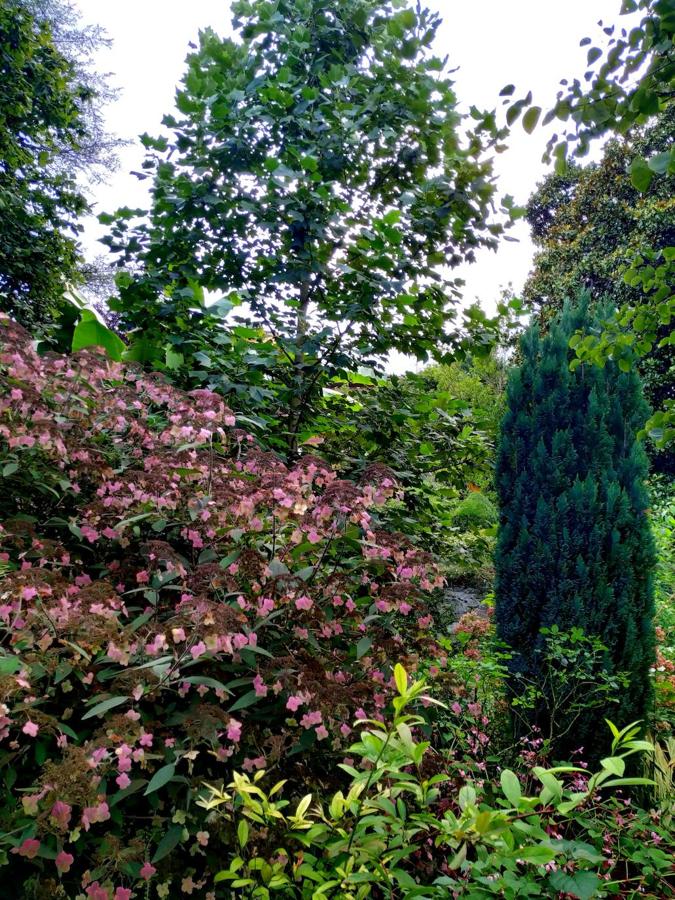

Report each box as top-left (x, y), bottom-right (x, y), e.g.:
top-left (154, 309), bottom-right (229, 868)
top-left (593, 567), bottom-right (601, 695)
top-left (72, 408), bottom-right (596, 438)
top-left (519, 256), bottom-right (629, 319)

top-left (495, 301), bottom-right (656, 753)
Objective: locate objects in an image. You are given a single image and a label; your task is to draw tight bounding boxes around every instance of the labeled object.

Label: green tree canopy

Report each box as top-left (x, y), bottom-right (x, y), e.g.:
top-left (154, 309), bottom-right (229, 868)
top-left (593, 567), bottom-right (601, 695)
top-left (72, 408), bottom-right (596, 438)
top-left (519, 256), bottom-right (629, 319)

top-left (524, 108), bottom-right (675, 471)
top-left (23, 0), bottom-right (123, 184)
top-left (104, 0), bottom-right (508, 453)
top-left (504, 0), bottom-right (674, 448)
top-left (0, 0), bottom-right (91, 330)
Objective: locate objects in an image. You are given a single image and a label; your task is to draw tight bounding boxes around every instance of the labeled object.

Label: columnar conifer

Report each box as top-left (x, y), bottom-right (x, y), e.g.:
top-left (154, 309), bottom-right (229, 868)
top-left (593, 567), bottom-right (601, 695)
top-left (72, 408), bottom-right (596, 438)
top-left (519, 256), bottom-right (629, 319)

top-left (495, 300), bottom-right (656, 754)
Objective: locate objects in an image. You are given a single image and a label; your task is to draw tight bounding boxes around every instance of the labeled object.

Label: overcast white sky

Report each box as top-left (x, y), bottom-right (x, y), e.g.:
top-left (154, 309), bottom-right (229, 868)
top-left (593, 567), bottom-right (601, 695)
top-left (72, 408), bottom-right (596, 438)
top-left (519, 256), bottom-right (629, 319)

top-left (73, 0), bottom-right (624, 361)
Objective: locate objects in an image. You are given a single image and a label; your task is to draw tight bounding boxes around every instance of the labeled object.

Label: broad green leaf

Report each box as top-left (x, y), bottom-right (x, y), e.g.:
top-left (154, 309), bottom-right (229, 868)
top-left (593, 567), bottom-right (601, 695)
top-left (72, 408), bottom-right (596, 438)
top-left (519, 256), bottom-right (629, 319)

top-left (647, 150), bottom-right (673, 175)
top-left (600, 756), bottom-right (625, 776)
top-left (0, 655), bottom-right (20, 676)
top-left (123, 337), bottom-right (159, 364)
top-left (600, 777), bottom-right (655, 788)
top-left (72, 310), bottom-right (125, 361)
top-left (549, 869), bottom-right (601, 900)
top-left (165, 346), bottom-right (185, 370)
top-left (517, 844), bottom-right (557, 864)
top-left (500, 769), bottom-right (522, 805)
top-left (629, 157), bottom-right (653, 192)
top-left (458, 784), bottom-right (476, 810)
top-left (181, 676), bottom-right (232, 694)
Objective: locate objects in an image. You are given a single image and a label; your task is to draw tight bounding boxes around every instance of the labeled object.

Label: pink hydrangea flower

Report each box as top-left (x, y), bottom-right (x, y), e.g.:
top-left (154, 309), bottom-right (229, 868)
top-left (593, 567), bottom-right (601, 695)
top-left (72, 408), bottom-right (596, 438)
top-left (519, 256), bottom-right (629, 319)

top-left (114, 890), bottom-right (132, 900)
top-left (86, 884), bottom-right (109, 900)
top-left (253, 674), bottom-right (268, 698)
top-left (50, 800), bottom-right (72, 830)
top-left (140, 861), bottom-right (156, 880)
top-left (55, 850), bottom-right (74, 873)
top-left (22, 720), bottom-right (39, 738)
top-left (227, 718), bottom-right (242, 742)
top-left (190, 640), bottom-right (207, 660)
top-left (300, 710), bottom-right (322, 729)
top-left (13, 838), bottom-right (41, 858)
top-left (295, 595), bottom-right (313, 611)
top-left (81, 800), bottom-right (110, 831)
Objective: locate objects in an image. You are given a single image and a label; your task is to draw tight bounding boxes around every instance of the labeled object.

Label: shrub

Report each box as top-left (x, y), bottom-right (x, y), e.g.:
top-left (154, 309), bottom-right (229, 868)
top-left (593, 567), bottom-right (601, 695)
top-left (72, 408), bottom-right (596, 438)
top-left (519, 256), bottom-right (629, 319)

top-left (450, 492), bottom-right (497, 528)
top-left (651, 476), bottom-right (675, 733)
top-left (0, 316), bottom-right (446, 895)
top-left (200, 665), bottom-right (673, 898)
top-left (495, 301), bottom-right (656, 757)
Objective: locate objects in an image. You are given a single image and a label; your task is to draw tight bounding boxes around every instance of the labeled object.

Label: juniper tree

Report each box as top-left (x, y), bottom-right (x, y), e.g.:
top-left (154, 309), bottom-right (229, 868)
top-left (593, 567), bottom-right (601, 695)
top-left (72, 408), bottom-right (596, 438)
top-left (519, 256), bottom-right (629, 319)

top-left (495, 300), bottom-right (656, 756)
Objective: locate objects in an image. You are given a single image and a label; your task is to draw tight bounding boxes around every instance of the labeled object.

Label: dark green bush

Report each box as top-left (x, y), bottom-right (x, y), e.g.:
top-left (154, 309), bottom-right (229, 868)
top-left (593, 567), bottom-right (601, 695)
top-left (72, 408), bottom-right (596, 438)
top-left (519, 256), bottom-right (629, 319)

top-left (495, 300), bottom-right (656, 756)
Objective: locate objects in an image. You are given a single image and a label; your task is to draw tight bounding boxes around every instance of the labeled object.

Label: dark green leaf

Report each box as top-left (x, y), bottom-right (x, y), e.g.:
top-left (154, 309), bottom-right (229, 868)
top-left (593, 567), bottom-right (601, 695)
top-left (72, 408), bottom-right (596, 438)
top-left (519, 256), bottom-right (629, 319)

top-left (82, 696), bottom-right (129, 720)
top-left (522, 106), bottom-right (542, 134)
top-left (152, 824), bottom-right (184, 863)
top-left (144, 763), bottom-right (177, 795)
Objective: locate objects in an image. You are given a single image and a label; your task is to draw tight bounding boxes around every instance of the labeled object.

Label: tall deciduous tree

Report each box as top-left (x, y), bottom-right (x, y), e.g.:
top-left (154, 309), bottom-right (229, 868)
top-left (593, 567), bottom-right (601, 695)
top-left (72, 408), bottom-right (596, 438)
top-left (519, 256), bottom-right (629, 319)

top-left (503, 0), bottom-right (674, 446)
top-left (0, 0), bottom-right (90, 329)
top-left (23, 0), bottom-right (123, 185)
top-left (524, 108), bottom-right (675, 472)
top-left (495, 301), bottom-right (656, 756)
top-left (104, 0), bottom-right (507, 454)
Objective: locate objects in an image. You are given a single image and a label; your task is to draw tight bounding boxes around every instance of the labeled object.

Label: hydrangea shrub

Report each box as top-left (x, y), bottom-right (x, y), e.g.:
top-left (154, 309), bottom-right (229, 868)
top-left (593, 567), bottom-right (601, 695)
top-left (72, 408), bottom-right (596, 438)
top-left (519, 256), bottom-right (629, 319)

top-left (0, 316), bottom-right (445, 896)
